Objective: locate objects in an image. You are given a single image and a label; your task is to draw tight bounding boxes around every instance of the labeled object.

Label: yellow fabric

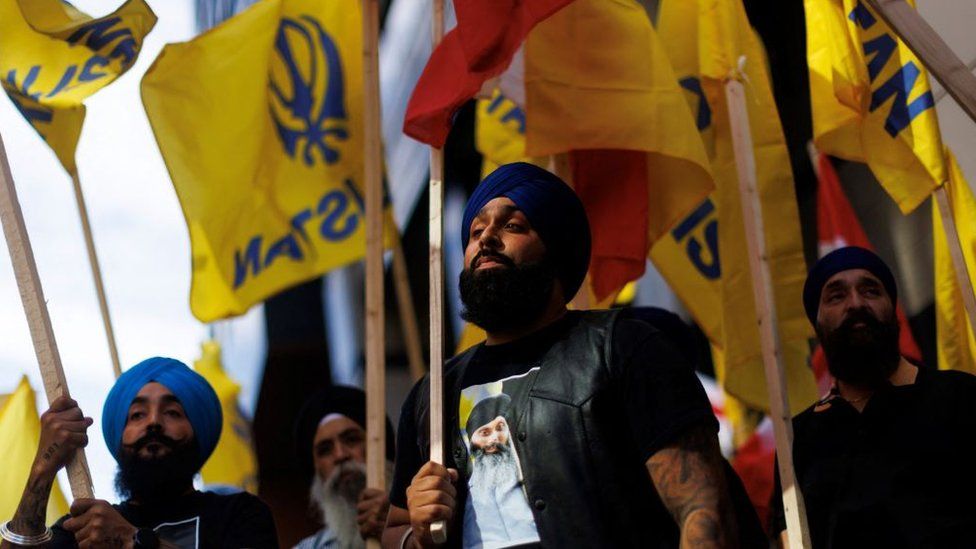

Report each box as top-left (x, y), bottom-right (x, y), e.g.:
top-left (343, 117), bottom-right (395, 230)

top-left (805, 0), bottom-right (944, 213)
top-left (475, 89), bottom-right (546, 180)
top-left (142, 0), bottom-right (393, 322)
top-left (934, 151), bottom-right (976, 374)
top-left (0, 376), bottom-right (70, 524)
top-left (0, 0), bottom-right (156, 175)
top-left (524, 0), bottom-right (713, 245)
top-left (195, 341), bottom-right (259, 493)
top-left (654, 0), bottom-right (816, 413)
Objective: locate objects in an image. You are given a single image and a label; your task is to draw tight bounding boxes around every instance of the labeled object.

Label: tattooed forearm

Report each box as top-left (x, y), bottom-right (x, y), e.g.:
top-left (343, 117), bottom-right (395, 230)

top-left (646, 424), bottom-right (738, 549)
top-left (1, 474), bottom-right (54, 547)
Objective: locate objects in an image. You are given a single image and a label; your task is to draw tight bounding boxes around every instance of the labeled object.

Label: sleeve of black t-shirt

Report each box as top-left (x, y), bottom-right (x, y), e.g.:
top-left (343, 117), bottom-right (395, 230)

top-left (220, 492), bottom-right (279, 548)
top-left (389, 380), bottom-right (424, 509)
top-left (49, 514), bottom-right (77, 548)
top-left (768, 456), bottom-right (786, 537)
top-left (611, 318), bottom-right (719, 462)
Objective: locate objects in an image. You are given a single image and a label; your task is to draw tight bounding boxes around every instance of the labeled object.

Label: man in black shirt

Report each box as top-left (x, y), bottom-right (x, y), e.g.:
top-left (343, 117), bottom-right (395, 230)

top-left (771, 246), bottom-right (976, 547)
top-left (1, 357), bottom-right (277, 548)
top-left (382, 162), bottom-right (746, 548)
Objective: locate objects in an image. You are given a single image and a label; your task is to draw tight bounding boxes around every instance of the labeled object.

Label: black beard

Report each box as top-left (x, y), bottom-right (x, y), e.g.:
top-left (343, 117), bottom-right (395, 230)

top-left (817, 307), bottom-right (901, 389)
top-left (459, 255), bottom-right (556, 333)
top-left (115, 430), bottom-right (200, 503)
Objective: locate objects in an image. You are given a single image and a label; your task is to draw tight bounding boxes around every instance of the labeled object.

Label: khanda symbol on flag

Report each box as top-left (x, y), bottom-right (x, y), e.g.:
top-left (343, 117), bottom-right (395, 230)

top-left (143, 0), bottom-right (394, 322)
top-left (0, 0), bottom-right (156, 175)
top-left (269, 15), bottom-right (349, 167)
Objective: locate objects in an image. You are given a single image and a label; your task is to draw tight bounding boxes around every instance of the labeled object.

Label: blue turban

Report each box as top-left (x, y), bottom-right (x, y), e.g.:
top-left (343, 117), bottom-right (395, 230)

top-left (102, 357), bottom-right (222, 466)
top-left (802, 246), bottom-right (898, 325)
top-left (461, 162), bottom-right (591, 302)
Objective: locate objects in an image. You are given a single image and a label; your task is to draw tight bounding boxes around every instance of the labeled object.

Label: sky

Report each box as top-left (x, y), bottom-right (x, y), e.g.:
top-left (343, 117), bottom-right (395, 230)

top-left (0, 0), bottom-right (213, 502)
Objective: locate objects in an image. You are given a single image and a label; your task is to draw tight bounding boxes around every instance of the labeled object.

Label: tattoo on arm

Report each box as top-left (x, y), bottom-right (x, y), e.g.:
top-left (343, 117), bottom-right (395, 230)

top-left (3, 475), bottom-right (54, 546)
top-left (646, 424), bottom-right (738, 549)
top-left (41, 443), bottom-right (60, 462)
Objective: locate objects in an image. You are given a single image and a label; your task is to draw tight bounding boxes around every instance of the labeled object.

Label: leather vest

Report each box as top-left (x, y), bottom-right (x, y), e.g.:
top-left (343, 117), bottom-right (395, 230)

top-left (412, 310), bottom-right (679, 548)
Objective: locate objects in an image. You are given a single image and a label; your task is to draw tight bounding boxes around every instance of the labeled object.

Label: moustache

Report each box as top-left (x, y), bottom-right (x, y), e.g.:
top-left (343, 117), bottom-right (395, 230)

top-left (839, 308), bottom-right (883, 332)
top-left (129, 431), bottom-right (180, 453)
top-left (470, 251), bottom-right (515, 270)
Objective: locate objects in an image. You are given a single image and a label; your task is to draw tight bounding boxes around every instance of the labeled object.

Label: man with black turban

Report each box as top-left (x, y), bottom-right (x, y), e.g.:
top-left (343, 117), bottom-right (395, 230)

top-left (1, 357), bottom-right (277, 548)
top-left (293, 386), bottom-right (395, 549)
top-left (383, 162), bottom-right (740, 548)
top-left (770, 246), bottom-right (976, 547)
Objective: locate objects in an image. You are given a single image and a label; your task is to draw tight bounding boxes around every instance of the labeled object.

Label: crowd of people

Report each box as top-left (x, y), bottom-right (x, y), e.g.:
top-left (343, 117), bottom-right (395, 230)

top-left (3, 162), bottom-right (975, 548)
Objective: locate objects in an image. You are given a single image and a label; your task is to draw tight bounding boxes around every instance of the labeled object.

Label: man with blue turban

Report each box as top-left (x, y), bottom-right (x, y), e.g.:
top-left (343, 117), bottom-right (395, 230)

top-left (770, 246), bottom-right (976, 547)
top-left (1, 357), bottom-right (278, 548)
top-left (383, 163), bottom-right (745, 548)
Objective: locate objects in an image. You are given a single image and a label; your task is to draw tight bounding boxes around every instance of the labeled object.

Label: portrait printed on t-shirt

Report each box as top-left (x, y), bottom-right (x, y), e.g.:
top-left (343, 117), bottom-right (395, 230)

top-left (459, 369), bottom-right (541, 549)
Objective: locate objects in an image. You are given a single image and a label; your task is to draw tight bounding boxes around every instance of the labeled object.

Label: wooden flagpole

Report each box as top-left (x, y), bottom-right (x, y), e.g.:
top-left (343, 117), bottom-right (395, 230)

top-left (859, 0), bottom-right (976, 342)
top-left (0, 130), bottom-right (94, 499)
top-left (864, 0), bottom-right (976, 126)
top-left (362, 1), bottom-right (386, 545)
top-left (391, 235), bottom-right (427, 380)
top-left (428, 0), bottom-right (448, 542)
top-left (934, 187), bottom-right (976, 339)
top-left (724, 78), bottom-right (812, 549)
top-left (69, 172), bottom-right (121, 378)
top-left (857, 0), bottom-right (976, 340)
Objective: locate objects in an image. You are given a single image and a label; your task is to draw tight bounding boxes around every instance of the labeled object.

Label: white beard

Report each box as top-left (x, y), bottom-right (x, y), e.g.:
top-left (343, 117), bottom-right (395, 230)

top-left (309, 461), bottom-right (394, 549)
top-left (469, 445), bottom-right (520, 500)
top-left (310, 461), bottom-right (366, 549)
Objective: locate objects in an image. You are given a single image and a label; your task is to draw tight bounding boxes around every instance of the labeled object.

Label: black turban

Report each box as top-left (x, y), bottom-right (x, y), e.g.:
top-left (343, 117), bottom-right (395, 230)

top-left (461, 162), bottom-right (591, 302)
top-left (294, 385), bottom-right (395, 470)
top-left (802, 246), bottom-right (897, 325)
top-left (465, 393), bottom-right (512, 437)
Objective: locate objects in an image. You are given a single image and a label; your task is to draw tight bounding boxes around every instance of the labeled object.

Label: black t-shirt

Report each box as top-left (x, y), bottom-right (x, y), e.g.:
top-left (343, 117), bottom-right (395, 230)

top-left (390, 312), bottom-right (719, 546)
top-left (770, 367), bottom-right (976, 548)
top-left (50, 491), bottom-right (278, 549)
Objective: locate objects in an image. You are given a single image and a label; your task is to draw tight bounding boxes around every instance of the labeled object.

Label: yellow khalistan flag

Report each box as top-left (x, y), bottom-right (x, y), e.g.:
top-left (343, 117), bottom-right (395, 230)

top-left (934, 151), bottom-right (976, 374)
top-left (0, 0), bottom-right (156, 175)
top-left (0, 377), bottom-right (69, 523)
top-left (142, 0), bottom-right (394, 322)
top-left (654, 0), bottom-right (816, 413)
top-left (195, 341), bottom-right (258, 493)
top-left (476, 90), bottom-right (546, 180)
top-left (806, 0), bottom-right (944, 213)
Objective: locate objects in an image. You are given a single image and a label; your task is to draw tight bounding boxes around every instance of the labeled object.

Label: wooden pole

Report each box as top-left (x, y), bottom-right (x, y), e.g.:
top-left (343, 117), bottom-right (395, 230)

top-left (70, 172), bottom-right (121, 378)
top-left (428, 0), bottom-right (448, 542)
top-left (391, 234), bottom-right (427, 380)
top-left (934, 186), bottom-right (976, 339)
top-left (724, 79), bottom-right (812, 549)
top-left (0, 131), bottom-right (94, 499)
top-left (362, 1), bottom-right (385, 546)
top-left (864, 0), bottom-right (976, 126)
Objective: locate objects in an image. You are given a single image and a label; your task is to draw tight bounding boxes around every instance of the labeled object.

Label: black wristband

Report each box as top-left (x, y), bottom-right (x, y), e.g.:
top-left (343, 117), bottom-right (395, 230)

top-left (133, 528), bottom-right (161, 549)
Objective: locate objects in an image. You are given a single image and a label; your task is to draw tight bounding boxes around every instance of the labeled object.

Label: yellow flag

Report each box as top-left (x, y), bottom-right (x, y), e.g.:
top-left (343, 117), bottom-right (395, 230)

top-left (0, 0), bottom-right (156, 175)
top-left (654, 0), bottom-right (816, 413)
top-left (142, 0), bottom-right (393, 322)
top-left (524, 0), bottom-right (713, 245)
top-left (195, 341), bottom-right (259, 493)
top-left (806, 0), bottom-right (944, 213)
top-left (934, 151), bottom-right (976, 374)
top-left (0, 377), bottom-right (70, 524)
top-left (475, 89), bottom-right (546, 179)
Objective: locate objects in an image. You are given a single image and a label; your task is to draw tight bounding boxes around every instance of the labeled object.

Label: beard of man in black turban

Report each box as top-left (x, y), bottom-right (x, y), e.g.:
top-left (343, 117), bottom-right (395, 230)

top-left (816, 305), bottom-right (901, 390)
top-left (459, 251), bottom-right (557, 333)
top-left (115, 426), bottom-right (201, 503)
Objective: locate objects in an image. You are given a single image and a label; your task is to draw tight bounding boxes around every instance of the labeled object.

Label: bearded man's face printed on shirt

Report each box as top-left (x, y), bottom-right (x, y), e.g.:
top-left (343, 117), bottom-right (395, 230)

top-left (469, 416), bottom-right (520, 499)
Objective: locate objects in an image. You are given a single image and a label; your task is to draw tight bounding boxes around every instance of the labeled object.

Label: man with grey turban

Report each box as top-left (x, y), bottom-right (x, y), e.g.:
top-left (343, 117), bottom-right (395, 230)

top-left (1, 357), bottom-right (277, 548)
top-left (383, 163), bottom-right (744, 548)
